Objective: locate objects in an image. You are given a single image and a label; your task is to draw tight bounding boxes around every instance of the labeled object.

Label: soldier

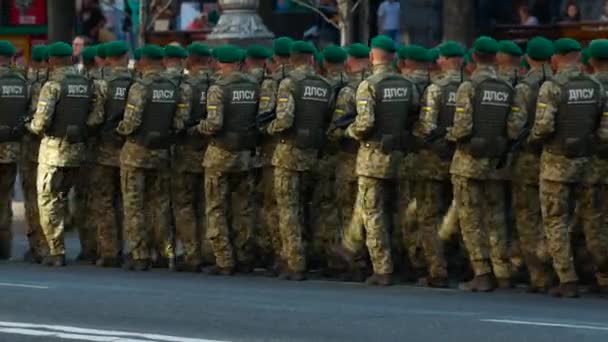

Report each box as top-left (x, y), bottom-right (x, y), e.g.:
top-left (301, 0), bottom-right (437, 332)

top-left (582, 48), bottom-right (593, 75)
top-left (448, 37), bottom-right (523, 292)
top-left (0, 41), bottom-right (29, 259)
top-left (267, 40), bottom-right (334, 280)
top-left (191, 44), bottom-right (258, 275)
top-left (336, 35), bottom-right (419, 286)
top-left (172, 42), bottom-right (214, 272)
top-left (133, 48), bottom-right (142, 78)
top-left (427, 48), bottom-right (442, 82)
top-left (244, 45), bottom-right (271, 84)
top-left (81, 46), bottom-right (98, 76)
top-left (163, 44), bottom-right (187, 79)
top-left (497, 40), bottom-right (523, 86)
top-left (511, 37), bottom-right (554, 293)
top-left (533, 38), bottom-right (608, 297)
top-left (91, 43), bottom-right (106, 79)
top-left (412, 41), bottom-right (465, 288)
top-left (21, 44), bottom-right (49, 263)
top-left (464, 50), bottom-right (476, 78)
top-left (255, 37), bottom-right (294, 275)
top-left (117, 44), bottom-right (189, 271)
top-left (27, 42), bottom-right (105, 266)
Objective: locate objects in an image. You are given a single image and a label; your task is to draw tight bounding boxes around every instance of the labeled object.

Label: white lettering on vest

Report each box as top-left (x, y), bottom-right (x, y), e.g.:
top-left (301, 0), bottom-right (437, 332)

top-left (447, 91), bottom-right (457, 106)
top-left (199, 91), bottom-right (206, 104)
top-left (68, 84), bottom-right (88, 97)
top-left (232, 90), bottom-right (256, 103)
top-left (152, 89), bottom-right (175, 102)
top-left (481, 90), bottom-right (509, 104)
top-left (1, 85), bottom-right (24, 97)
top-left (303, 86), bottom-right (328, 100)
top-left (382, 87), bottom-right (408, 101)
top-left (113, 87), bottom-right (127, 100)
top-left (568, 88), bottom-right (595, 103)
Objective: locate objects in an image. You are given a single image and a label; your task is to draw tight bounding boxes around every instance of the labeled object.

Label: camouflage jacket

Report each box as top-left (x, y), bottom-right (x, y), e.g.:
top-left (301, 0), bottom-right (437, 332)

top-left (248, 66), bottom-right (266, 85)
top-left (0, 66), bottom-right (27, 163)
top-left (28, 65), bottom-right (105, 167)
top-left (116, 67), bottom-right (190, 170)
top-left (22, 68), bottom-right (48, 163)
top-left (498, 65), bottom-right (519, 87)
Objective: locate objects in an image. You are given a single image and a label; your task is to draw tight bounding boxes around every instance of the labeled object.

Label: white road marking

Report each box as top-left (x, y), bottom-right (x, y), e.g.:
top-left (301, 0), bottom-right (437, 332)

top-left (481, 319), bottom-right (608, 332)
top-left (0, 321), bottom-right (230, 342)
top-left (0, 282), bottom-right (49, 289)
top-left (0, 328), bottom-right (157, 341)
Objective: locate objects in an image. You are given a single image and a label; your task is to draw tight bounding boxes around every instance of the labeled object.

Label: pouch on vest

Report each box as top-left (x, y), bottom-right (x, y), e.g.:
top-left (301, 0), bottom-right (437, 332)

top-left (102, 75), bottom-right (133, 147)
top-left (430, 81), bottom-right (459, 159)
top-left (183, 76), bottom-right (210, 150)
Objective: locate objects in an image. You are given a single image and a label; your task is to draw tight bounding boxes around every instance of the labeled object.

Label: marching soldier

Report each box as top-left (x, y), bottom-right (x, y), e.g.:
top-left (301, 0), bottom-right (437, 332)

top-left (244, 45), bottom-right (271, 83)
top-left (163, 44), bottom-right (188, 80)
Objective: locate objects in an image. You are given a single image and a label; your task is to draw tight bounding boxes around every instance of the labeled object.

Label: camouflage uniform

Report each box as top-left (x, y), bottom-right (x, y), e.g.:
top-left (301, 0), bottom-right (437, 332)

top-left (197, 71), bottom-right (257, 270)
top-left (21, 67), bottom-right (48, 259)
top-left (117, 67), bottom-right (189, 262)
top-left (342, 63), bottom-right (419, 275)
top-left (447, 64), bottom-right (524, 279)
top-left (530, 64), bottom-right (608, 285)
top-left (28, 65), bottom-right (105, 257)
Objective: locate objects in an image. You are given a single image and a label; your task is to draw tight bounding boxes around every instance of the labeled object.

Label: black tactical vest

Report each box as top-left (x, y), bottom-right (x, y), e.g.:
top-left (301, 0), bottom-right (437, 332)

top-left (368, 75), bottom-right (413, 153)
top-left (291, 75), bottom-right (332, 149)
top-left (550, 76), bottom-right (601, 157)
top-left (0, 72), bottom-right (29, 142)
top-left (102, 75), bottom-right (133, 146)
top-left (183, 75), bottom-right (211, 149)
top-left (520, 73), bottom-right (545, 154)
top-left (340, 83), bottom-right (360, 154)
top-left (430, 79), bottom-right (460, 159)
top-left (135, 77), bottom-right (179, 149)
top-left (214, 78), bottom-right (260, 151)
top-left (47, 74), bottom-right (93, 143)
top-left (468, 78), bottom-right (513, 158)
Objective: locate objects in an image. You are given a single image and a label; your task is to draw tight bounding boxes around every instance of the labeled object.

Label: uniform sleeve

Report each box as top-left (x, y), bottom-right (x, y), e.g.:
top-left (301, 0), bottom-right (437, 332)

top-left (446, 81), bottom-right (473, 142)
top-left (28, 81), bottom-right (60, 135)
top-left (86, 80), bottom-right (107, 127)
top-left (116, 82), bottom-right (146, 136)
top-left (345, 80), bottom-right (375, 141)
top-left (266, 78), bottom-right (295, 135)
top-left (197, 84), bottom-right (223, 135)
top-left (28, 82), bottom-right (42, 117)
top-left (257, 78), bottom-right (278, 133)
top-left (413, 83), bottom-right (441, 138)
top-left (597, 86), bottom-right (608, 142)
top-left (174, 82), bottom-right (192, 132)
top-left (529, 80), bottom-right (559, 143)
top-left (507, 83), bottom-right (528, 139)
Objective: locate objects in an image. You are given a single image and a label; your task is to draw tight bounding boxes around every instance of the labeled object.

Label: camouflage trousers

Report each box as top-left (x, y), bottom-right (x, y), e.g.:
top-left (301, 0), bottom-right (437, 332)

top-left (335, 152), bottom-right (358, 236)
top-left (20, 160), bottom-right (48, 258)
top-left (121, 166), bottom-right (174, 261)
top-left (254, 166), bottom-right (281, 265)
top-left (204, 169), bottom-right (254, 269)
top-left (74, 165), bottom-right (97, 258)
top-left (397, 155), bottom-right (423, 272)
top-left (274, 167), bottom-right (313, 273)
top-left (413, 179), bottom-right (450, 279)
top-left (171, 170), bottom-right (204, 266)
top-left (37, 164), bottom-right (84, 256)
top-left (86, 164), bottom-right (122, 259)
top-left (512, 182), bottom-right (550, 287)
top-left (343, 176), bottom-right (394, 275)
top-left (452, 176), bottom-right (511, 278)
top-left (0, 163), bottom-right (16, 258)
top-left (540, 180), bottom-right (608, 285)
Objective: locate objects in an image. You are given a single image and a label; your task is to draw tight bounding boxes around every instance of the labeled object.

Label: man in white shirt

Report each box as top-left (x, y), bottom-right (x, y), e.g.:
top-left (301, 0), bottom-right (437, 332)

top-left (377, 0), bottom-right (401, 43)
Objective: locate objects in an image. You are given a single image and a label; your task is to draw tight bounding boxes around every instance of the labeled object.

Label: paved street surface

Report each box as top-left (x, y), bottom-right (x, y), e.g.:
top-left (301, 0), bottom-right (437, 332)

top-left (2, 203), bottom-right (608, 342)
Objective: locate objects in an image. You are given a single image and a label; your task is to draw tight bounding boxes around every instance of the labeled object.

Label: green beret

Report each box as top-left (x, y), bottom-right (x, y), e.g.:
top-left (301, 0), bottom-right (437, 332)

top-left (239, 48), bottom-right (247, 62)
top-left (315, 51), bottom-right (324, 67)
top-left (96, 43), bottom-right (107, 58)
top-left (141, 44), bottom-right (164, 60)
top-left (134, 47), bottom-right (142, 61)
top-left (81, 46), bottom-right (98, 63)
top-left (520, 58), bottom-right (530, 70)
top-left (47, 42), bottom-right (73, 57)
top-left (397, 46), bottom-right (408, 60)
top-left (291, 40), bottom-right (315, 55)
top-left (498, 40), bottom-right (523, 57)
top-left (553, 38), bottom-right (581, 55)
top-left (526, 36), bottom-right (554, 60)
top-left (31, 45), bottom-right (48, 62)
top-left (347, 43), bottom-right (370, 58)
top-left (187, 42), bottom-right (211, 57)
top-left (589, 39), bottom-right (608, 60)
top-left (214, 44), bottom-right (242, 63)
top-left (322, 45), bottom-right (347, 64)
top-left (164, 44), bottom-right (188, 58)
top-left (105, 41), bottom-right (129, 58)
top-left (371, 35), bottom-right (396, 53)
top-left (273, 37), bottom-right (294, 57)
top-left (0, 41), bottom-right (16, 57)
top-left (427, 48), bottom-right (440, 63)
top-left (246, 45), bottom-right (271, 59)
top-left (473, 36), bottom-right (499, 55)
top-left (439, 41), bottom-right (465, 57)
top-left (582, 48), bottom-right (591, 65)
top-left (406, 44), bottom-right (428, 62)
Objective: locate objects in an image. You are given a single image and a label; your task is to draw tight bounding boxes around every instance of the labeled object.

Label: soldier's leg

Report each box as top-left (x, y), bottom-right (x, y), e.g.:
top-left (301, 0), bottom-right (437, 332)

top-left (254, 167), bottom-right (272, 264)
top-left (150, 170), bottom-right (174, 262)
top-left (74, 165), bottom-right (96, 260)
top-left (415, 179), bottom-right (448, 281)
top-left (88, 165), bottom-right (120, 260)
top-left (205, 170), bottom-right (235, 270)
top-left (274, 167), bottom-right (306, 273)
top-left (484, 180), bottom-right (512, 282)
top-left (260, 166), bottom-right (281, 264)
top-left (578, 184), bottom-right (608, 288)
top-left (336, 174), bottom-right (357, 236)
top-left (120, 166), bottom-right (149, 261)
top-left (452, 175), bottom-right (492, 277)
top-left (231, 171), bottom-right (255, 268)
top-left (0, 163), bottom-right (17, 259)
top-left (21, 160), bottom-right (47, 258)
top-left (172, 171), bottom-right (202, 266)
top-left (37, 164), bottom-right (73, 257)
top-left (539, 179), bottom-right (578, 284)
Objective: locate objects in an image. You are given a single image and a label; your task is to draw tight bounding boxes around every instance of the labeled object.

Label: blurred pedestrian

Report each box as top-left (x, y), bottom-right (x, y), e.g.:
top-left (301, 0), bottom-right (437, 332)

top-left (377, 0), bottom-right (401, 43)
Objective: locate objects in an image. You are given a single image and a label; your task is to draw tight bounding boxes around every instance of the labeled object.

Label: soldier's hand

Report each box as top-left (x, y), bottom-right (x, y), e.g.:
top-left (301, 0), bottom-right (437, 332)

top-left (328, 127), bottom-right (345, 142)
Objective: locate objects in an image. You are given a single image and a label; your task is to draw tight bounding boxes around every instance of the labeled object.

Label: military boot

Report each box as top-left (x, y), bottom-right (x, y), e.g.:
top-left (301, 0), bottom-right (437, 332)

top-left (330, 244), bottom-right (356, 267)
top-left (549, 282), bottom-right (579, 298)
top-left (279, 271), bottom-right (307, 281)
top-left (43, 255), bottom-right (66, 267)
top-left (236, 263), bottom-right (254, 274)
top-left (365, 273), bottom-right (393, 286)
top-left (123, 258), bottom-right (151, 271)
top-left (459, 273), bottom-right (496, 292)
top-left (203, 265), bottom-right (235, 276)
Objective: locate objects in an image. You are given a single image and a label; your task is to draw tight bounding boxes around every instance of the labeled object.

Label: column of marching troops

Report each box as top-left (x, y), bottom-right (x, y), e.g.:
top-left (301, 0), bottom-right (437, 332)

top-left (1, 33), bottom-right (608, 298)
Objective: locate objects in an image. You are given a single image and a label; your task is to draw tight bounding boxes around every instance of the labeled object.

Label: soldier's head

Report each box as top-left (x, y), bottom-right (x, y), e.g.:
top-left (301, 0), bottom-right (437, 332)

top-left (524, 36), bottom-right (553, 70)
top-left (29, 45), bottom-right (48, 69)
top-left (104, 41), bottom-right (129, 67)
top-left (80, 46), bottom-right (98, 70)
top-left (370, 35), bottom-right (396, 66)
top-left (396, 45), bottom-right (427, 72)
top-left (245, 45), bottom-right (271, 72)
top-left (471, 36), bottom-right (499, 66)
top-left (163, 44), bottom-right (187, 69)
top-left (346, 43), bottom-right (371, 73)
top-left (214, 45), bottom-right (244, 74)
top-left (186, 43), bottom-right (212, 71)
top-left (496, 40), bottom-right (523, 69)
top-left (589, 39), bottom-right (608, 72)
top-left (551, 38), bottom-right (582, 71)
top-left (47, 42), bottom-right (73, 69)
top-left (437, 41), bottom-right (464, 72)
top-left (272, 36), bottom-right (294, 67)
top-left (581, 48), bottom-right (594, 74)
top-left (0, 41), bottom-right (16, 66)
top-left (139, 44), bottom-right (165, 70)
top-left (290, 41), bottom-right (316, 67)
top-left (322, 45), bottom-right (347, 73)
top-left (95, 43), bottom-right (107, 68)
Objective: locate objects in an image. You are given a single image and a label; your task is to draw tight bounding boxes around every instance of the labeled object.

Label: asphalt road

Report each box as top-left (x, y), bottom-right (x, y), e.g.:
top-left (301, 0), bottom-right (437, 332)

top-left (2, 206), bottom-right (608, 342)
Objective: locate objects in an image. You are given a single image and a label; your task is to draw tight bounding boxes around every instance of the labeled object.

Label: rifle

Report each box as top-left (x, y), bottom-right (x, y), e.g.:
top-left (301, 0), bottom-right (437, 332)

top-left (496, 127), bottom-right (530, 169)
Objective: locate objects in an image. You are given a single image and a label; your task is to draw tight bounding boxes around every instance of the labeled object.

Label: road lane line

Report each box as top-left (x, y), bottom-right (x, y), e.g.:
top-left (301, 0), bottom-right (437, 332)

top-left (0, 321), bottom-right (231, 342)
top-left (0, 327), bottom-right (157, 341)
top-left (481, 319), bottom-right (608, 332)
top-left (0, 282), bottom-right (49, 289)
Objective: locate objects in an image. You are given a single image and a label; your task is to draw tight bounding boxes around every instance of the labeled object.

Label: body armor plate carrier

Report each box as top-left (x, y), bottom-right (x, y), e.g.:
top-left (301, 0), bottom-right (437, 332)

top-left (47, 74), bottom-right (93, 143)
top-left (135, 77), bottom-right (178, 149)
top-left (0, 72), bottom-right (29, 142)
top-left (431, 79), bottom-right (459, 159)
top-left (214, 78), bottom-right (259, 152)
top-left (102, 75), bottom-right (133, 147)
top-left (290, 75), bottom-right (332, 149)
top-left (183, 76), bottom-right (211, 150)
